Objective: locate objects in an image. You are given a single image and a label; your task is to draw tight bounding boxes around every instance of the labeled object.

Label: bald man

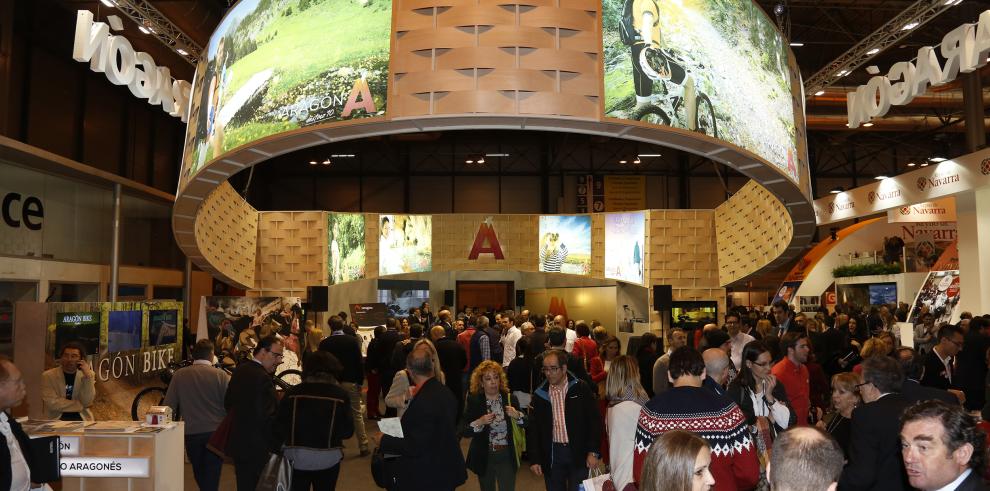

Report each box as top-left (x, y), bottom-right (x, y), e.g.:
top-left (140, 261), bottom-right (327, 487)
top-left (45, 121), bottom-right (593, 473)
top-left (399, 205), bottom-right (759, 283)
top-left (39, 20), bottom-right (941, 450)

top-left (768, 427), bottom-right (843, 491)
top-left (554, 314), bottom-right (576, 353)
top-left (702, 348), bottom-right (730, 397)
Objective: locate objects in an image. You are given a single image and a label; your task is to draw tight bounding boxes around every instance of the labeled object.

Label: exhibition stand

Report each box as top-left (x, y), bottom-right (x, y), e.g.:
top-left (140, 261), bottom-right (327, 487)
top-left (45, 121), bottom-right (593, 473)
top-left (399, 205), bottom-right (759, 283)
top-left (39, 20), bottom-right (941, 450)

top-left (23, 421), bottom-right (183, 491)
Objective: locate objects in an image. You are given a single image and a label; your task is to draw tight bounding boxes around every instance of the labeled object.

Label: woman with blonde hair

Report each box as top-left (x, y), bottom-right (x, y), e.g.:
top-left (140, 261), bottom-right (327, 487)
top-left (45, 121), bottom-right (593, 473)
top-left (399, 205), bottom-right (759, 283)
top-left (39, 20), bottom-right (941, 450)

top-left (605, 355), bottom-right (650, 490)
top-left (640, 430), bottom-right (715, 491)
top-left (385, 339), bottom-right (443, 417)
top-left (755, 319), bottom-right (773, 339)
top-left (818, 372), bottom-right (861, 459)
top-left (461, 360), bottom-right (526, 491)
top-left (852, 337), bottom-right (886, 374)
top-left (304, 320), bottom-right (322, 353)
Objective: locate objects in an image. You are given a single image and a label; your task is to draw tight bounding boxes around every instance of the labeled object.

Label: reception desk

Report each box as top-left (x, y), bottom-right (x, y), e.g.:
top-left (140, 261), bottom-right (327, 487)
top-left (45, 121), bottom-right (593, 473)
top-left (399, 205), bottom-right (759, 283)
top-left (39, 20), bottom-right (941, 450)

top-left (23, 420), bottom-right (184, 491)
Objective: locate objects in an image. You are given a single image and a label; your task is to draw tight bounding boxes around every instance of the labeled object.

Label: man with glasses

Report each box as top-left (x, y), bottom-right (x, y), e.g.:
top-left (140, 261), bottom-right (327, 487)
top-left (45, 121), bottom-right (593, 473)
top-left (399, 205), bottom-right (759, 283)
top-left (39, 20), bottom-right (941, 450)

top-left (225, 335), bottom-right (284, 491)
top-left (838, 354), bottom-right (910, 490)
top-left (921, 325), bottom-right (965, 395)
top-left (528, 349), bottom-right (601, 491)
top-left (0, 355), bottom-right (36, 491)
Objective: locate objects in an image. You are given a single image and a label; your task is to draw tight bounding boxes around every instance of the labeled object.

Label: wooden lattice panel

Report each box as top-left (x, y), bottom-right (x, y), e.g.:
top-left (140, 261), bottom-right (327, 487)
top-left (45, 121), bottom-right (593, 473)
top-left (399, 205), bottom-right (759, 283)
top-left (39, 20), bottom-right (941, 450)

top-left (254, 211), bottom-right (328, 297)
top-left (194, 181), bottom-right (258, 289)
top-left (715, 180), bottom-right (793, 285)
top-left (647, 210), bottom-right (725, 316)
top-left (433, 214), bottom-right (539, 271)
top-left (390, 0), bottom-right (600, 119)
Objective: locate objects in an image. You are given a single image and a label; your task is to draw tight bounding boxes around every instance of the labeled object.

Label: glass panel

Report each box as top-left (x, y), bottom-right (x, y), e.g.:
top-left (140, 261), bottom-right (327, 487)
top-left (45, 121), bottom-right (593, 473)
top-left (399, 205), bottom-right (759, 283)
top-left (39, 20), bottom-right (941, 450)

top-left (0, 281), bottom-right (39, 358)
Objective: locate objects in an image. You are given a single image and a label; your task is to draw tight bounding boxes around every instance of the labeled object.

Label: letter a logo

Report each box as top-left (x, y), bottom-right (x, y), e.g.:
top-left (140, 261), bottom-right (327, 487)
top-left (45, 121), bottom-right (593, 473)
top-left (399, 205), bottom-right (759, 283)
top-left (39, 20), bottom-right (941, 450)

top-left (342, 77), bottom-right (377, 118)
top-left (468, 216), bottom-right (505, 260)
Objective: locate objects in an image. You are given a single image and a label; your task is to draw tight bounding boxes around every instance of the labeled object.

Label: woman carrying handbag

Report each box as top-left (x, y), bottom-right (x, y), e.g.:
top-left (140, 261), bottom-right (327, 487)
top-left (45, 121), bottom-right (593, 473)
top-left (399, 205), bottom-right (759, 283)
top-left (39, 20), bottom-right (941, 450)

top-left (276, 351), bottom-right (354, 491)
top-left (461, 360), bottom-right (527, 491)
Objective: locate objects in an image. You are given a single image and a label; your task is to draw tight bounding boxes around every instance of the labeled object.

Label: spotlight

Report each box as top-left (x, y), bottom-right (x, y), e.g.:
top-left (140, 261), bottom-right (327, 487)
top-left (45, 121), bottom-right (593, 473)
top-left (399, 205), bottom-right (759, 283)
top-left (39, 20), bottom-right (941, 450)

top-left (874, 175), bottom-right (889, 180)
top-left (619, 159), bottom-right (627, 164)
top-left (322, 159), bottom-right (331, 165)
top-left (466, 159), bottom-right (474, 164)
top-left (477, 157), bottom-right (485, 164)
top-left (866, 48), bottom-right (880, 55)
top-left (139, 26), bottom-right (151, 34)
top-left (902, 22), bottom-right (919, 31)
top-left (177, 48), bottom-right (189, 56)
top-left (814, 90), bottom-right (825, 96)
top-left (862, 122), bottom-right (874, 127)
top-left (929, 156), bottom-right (947, 163)
top-left (789, 42), bottom-right (804, 47)
top-left (100, 0), bottom-right (116, 7)
top-left (920, 162), bottom-right (929, 167)
top-left (633, 157), bottom-right (641, 164)
top-left (829, 187), bottom-right (844, 194)
top-left (309, 161), bottom-right (318, 165)
top-left (907, 162), bottom-right (916, 167)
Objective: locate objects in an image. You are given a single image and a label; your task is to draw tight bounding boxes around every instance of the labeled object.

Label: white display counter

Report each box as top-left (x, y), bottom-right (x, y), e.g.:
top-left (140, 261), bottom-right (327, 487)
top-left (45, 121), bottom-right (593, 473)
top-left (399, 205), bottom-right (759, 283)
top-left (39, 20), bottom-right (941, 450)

top-left (23, 420), bottom-right (184, 491)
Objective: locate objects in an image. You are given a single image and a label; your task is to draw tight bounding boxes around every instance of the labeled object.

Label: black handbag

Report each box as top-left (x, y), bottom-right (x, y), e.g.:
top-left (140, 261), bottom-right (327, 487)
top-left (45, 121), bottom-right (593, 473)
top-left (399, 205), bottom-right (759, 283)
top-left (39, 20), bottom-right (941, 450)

top-left (27, 435), bottom-right (61, 483)
top-left (370, 445), bottom-right (400, 489)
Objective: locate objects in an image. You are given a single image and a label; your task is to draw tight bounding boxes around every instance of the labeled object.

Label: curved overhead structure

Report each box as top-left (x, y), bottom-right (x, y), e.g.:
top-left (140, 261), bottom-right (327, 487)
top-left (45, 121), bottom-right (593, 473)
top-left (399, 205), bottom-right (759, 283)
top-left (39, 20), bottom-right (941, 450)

top-left (172, 0), bottom-right (815, 290)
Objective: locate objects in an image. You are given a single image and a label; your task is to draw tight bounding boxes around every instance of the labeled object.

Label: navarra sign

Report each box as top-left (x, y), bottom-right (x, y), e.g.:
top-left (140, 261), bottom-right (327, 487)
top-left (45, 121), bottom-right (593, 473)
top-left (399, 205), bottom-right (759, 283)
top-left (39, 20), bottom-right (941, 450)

top-left (847, 10), bottom-right (990, 128)
top-left (72, 10), bottom-right (191, 122)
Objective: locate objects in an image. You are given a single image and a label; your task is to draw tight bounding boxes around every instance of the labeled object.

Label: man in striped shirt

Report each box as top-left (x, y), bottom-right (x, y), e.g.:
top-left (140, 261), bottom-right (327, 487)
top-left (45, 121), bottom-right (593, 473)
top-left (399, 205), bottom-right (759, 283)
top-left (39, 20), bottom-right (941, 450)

top-left (527, 349), bottom-right (601, 491)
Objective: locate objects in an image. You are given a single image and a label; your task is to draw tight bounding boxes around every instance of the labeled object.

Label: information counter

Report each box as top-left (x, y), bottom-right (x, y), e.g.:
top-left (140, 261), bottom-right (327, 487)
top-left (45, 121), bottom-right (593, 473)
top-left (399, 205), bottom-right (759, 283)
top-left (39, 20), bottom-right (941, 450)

top-left (23, 420), bottom-right (183, 491)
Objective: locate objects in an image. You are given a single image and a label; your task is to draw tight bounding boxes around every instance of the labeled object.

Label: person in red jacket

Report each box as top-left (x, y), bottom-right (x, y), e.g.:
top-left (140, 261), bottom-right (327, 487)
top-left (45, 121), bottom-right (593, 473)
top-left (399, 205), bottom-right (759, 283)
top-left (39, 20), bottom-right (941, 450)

top-left (771, 332), bottom-right (812, 426)
top-left (572, 323), bottom-right (599, 368)
top-left (633, 347), bottom-right (760, 491)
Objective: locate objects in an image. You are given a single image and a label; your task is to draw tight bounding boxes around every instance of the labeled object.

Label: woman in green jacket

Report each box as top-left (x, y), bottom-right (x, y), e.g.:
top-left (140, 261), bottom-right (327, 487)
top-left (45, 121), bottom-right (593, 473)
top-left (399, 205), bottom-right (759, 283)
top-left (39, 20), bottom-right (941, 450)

top-left (461, 360), bottom-right (527, 491)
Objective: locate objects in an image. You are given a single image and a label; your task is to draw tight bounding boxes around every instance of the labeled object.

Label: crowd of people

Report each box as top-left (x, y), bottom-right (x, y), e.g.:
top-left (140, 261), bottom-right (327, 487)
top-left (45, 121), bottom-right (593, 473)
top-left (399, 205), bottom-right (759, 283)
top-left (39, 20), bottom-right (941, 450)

top-left (3, 298), bottom-right (990, 491)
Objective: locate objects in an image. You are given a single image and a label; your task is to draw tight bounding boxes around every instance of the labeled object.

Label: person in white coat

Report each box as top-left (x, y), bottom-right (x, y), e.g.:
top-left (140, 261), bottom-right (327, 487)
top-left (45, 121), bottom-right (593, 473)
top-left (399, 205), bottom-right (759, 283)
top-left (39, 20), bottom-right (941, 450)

top-left (605, 355), bottom-right (650, 490)
top-left (41, 342), bottom-right (96, 421)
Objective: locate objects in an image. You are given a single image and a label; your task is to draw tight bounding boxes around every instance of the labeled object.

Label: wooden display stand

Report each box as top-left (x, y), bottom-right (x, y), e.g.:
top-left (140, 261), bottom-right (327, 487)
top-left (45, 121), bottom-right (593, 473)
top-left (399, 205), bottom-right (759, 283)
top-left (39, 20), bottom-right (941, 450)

top-left (24, 421), bottom-right (184, 491)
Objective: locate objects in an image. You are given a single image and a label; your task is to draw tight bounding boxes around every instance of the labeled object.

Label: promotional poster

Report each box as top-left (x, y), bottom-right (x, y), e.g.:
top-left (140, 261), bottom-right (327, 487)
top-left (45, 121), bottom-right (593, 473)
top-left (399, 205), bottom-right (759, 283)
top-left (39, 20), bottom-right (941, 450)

top-left (902, 222), bottom-right (957, 272)
top-left (602, 0), bottom-right (804, 184)
top-left (908, 270), bottom-right (961, 325)
top-left (107, 310), bottom-right (142, 354)
top-left (328, 212), bottom-right (366, 284)
top-left (180, 0), bottom-right (391, 185)
top-left (604, 212), bottom-right (646, 285)
top-left (379, 214), bottom-right (432, 275)
top-left (377, 279), bottom-right (430, 318)
top-left (200, 296), bottom-right (303, 355)
top-left (538, 215), bottom-right (592, 275)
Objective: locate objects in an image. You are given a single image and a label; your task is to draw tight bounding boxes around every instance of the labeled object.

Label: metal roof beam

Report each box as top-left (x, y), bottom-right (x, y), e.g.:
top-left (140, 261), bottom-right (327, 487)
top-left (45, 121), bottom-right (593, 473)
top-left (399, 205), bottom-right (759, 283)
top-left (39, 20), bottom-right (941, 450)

top-left (108, 0), bottom-right (203, 65)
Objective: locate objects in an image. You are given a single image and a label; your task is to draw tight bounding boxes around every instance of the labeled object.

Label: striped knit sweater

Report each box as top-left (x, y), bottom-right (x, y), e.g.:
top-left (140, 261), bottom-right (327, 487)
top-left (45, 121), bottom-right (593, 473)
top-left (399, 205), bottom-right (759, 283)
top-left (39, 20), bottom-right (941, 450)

top-left (633, 386), bottom-right (760, 491)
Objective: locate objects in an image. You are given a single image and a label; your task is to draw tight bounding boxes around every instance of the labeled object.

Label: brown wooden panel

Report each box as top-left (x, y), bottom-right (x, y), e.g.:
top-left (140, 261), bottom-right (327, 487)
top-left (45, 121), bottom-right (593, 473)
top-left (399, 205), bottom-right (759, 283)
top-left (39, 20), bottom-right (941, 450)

top-left (517, 92), bottom-right (597, 117)
top-left (434, 90), bottom-right (516, 113)
top-left (518, 48), bottom-right (596, 72)
top-left (478, 25), bottom-right (556, 48)
top-left (477, 68), bottom-right (556, 92)
top-left (434, 47), bottom-right (517, 69)
top-left (391, 50), bottom-right (435, 73)
top-left (395, 12), bottom-right (436, 32)
top-left (519, 7), bottom-right (596, 31)
top-left (436, 5), bottom-right (516, 27)
top-left (396, 69), bottom-right (477, 93)
top-left (559, 29), bottom-right (599, 52)
top-left (559, 72), bottom-right (598, 96)
top-left (395, 27), bottom-right (477, 51)
top-left (479, 0), bottom-right (556, 6)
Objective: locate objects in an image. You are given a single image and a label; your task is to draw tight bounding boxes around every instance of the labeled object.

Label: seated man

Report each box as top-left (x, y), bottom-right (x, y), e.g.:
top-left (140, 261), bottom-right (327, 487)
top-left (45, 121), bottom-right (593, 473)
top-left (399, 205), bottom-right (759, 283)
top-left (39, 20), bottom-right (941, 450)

top-left (900, 400), bottom-right (987, 491)
top-left (41, 342), bottom-right (96, 421)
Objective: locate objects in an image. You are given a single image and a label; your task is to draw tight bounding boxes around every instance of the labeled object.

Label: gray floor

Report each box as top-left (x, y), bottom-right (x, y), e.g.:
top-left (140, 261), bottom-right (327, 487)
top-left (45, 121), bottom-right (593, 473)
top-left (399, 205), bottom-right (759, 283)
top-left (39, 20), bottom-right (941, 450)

top-left (183, 420), bottom-right (548, 490)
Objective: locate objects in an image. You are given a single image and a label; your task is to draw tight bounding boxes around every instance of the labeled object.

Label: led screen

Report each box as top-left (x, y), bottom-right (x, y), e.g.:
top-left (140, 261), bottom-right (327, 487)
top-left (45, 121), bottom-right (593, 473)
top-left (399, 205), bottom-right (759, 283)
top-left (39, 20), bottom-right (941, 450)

top-left (379, 214), bottom-right (432, 275)
top-left (55, 312), bottom-right (101, 357)
top-left (604, 211), bottom-right (646, 285)
top-left (328, 213), bottom-right (366, 284)
top-left (107, 310), bottom-right (142, 353)
top-left (538, 215), bottom-right (592, 275)
top-left (603, 0), bottom-right (806, 184)
top-left (180, 0), bottom-right (391, 186)
top-left (149, 309), bottom-right (179, 346)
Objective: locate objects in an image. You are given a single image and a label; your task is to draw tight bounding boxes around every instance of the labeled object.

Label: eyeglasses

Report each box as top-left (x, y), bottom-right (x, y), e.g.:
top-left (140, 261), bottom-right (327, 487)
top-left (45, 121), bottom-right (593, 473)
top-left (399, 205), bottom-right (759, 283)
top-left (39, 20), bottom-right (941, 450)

top-left (270, 351), bottom-right (285, 359)
top-left (541, 366), bottom-right (563, 374)
top-left (751, 361), bottom-right (770, 367)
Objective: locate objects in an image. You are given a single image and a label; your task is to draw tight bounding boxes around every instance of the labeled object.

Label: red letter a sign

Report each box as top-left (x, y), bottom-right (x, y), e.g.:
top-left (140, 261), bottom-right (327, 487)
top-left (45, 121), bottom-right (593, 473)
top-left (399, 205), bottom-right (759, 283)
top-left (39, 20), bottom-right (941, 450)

top-left (468, 217), bottom-right (505, 260)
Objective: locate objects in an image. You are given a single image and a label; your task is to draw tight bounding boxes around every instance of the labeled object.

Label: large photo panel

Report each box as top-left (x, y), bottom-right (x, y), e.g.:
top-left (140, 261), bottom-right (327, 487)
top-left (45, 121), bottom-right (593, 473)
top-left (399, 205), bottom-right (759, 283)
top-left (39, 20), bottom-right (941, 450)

top-left (603, 0), bottom-right (805, 185)
top-left (328, 212), bottom-right (366, 284)
top-left (538, 215), bottom-right (592, 275)
top-left (605, 211), bottom-right (646, 285)
top-left (379, 214), bottom-right (432, 276)
top-left (180, 0), bottom-right (392, 186)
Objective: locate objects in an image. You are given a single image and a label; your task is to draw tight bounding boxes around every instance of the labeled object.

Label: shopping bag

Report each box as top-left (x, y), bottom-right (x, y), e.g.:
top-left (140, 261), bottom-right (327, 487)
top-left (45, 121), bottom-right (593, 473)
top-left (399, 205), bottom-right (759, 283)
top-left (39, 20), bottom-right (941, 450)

top-left (207, 409), bottom-right (234, 460)
top-left (255, 452), bottom-right (292, 491)
top-left (582, 464), bottom-right (615, 491)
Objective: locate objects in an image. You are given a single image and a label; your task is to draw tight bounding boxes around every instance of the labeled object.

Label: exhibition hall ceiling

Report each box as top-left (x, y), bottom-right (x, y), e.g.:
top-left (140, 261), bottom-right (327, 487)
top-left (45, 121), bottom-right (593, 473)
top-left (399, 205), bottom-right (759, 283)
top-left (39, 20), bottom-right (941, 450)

top-left (48, 0), bottom-right (988, 191)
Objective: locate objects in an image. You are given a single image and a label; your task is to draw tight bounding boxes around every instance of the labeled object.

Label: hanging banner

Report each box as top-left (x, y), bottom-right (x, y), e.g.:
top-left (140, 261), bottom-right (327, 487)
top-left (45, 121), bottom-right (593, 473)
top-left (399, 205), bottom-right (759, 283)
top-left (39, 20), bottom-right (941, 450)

top-left (887, 197), bottom-right (956, 223)
top-left (604, 176), bottom-right (647, 211)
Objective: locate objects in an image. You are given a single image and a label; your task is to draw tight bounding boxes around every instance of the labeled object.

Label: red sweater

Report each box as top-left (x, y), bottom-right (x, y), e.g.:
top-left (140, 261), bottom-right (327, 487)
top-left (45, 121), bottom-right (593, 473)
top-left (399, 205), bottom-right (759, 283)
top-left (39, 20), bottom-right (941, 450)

top-left (772, 357), bottom-right (810, 425)
top-left (633, 386), bottom-right (759, 491)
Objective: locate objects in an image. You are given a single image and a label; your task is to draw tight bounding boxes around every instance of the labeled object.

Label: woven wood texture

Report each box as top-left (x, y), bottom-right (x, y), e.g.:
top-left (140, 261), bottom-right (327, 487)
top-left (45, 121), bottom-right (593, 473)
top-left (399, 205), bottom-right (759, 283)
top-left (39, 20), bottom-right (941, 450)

top-left (194, 181), bottom-right (258, 288)
top-left (715, 180), bottom-right (792, 286)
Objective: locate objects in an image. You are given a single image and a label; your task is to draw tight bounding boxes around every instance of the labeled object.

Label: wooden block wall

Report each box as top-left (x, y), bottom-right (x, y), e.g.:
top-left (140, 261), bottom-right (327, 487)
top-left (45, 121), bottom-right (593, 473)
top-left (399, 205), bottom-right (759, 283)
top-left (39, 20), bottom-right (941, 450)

top-left (647, 210), bottom-right (726, 317)
top-left (390, 0), bottom-right (600, 119)
top-left (591, 213), bottom-right (605, 278)
top-left (715, 180), bottom-right (793, 285)
top-left (366, 216), bottom-right (380, 280)
top-left (433, 214), bottom-right (539, 271)
top-left (194, 181), bottom-right (258, 289)
top-left (253, 211), bottom-right (328, 297)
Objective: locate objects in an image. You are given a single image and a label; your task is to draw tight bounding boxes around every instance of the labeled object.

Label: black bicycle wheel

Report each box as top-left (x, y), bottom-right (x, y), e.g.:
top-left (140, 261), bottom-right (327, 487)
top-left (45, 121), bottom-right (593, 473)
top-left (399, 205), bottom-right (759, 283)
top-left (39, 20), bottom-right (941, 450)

top-left (274, 369), bottom-right (303, 392)
top-left (131, 387), bottom-right (167, 421)
top-left (631, 104), bottom-right (671, 127)
top-left (694, 93), bottom-right (718, 138)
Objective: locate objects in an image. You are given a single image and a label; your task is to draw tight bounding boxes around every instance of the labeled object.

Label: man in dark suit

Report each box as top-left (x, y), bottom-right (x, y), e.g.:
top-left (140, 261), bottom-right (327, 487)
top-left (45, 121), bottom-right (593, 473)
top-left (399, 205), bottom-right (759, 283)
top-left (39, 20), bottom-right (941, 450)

top-left (772, 299), bottom-right (794, 337)
top-left (839, 355), bottom-right (912, 491)
top-left (920, 325), bottom-right (964, 393)
top-left (225, 335), bottom-right (283, 491)
top-left (896, 348), bottom-right (958, 405)
top-left (900, 400), bottom-right (988, 491)
top-left (319, 315), bottom-right (370, 456)
top-left (955, 317), bottom-right (989, 410)
top-left (1, 356), bottom-right (35, 490)
top-left (379, 346), bottom-right (467, 491)
top-left (430, 326), bottom-right (467, 419)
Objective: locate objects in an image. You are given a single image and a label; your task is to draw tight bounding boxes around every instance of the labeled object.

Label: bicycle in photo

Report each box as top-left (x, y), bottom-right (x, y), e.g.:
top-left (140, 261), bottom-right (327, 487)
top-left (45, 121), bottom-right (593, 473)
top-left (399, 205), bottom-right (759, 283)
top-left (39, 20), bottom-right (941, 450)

top-left (632, 44), bottom-right (718, 139)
